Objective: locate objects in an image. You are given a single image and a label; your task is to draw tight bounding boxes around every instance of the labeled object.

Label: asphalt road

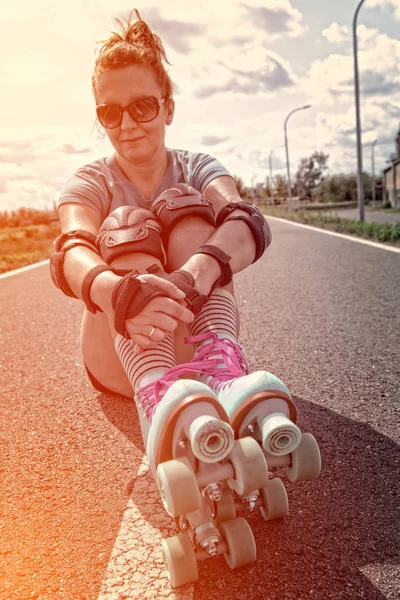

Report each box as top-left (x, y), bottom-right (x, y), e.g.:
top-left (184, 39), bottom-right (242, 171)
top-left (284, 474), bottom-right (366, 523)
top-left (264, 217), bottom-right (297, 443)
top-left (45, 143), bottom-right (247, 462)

top-left (1, 219), bottom-right (399, 600)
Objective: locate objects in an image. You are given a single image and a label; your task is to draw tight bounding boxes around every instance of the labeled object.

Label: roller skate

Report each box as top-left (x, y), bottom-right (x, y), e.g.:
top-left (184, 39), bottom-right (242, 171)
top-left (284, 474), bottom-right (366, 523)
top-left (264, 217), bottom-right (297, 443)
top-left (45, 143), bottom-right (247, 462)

top-left (185, 332), bottom-right (321, 523)
top-left (136, 364), bottom-right (271, 587)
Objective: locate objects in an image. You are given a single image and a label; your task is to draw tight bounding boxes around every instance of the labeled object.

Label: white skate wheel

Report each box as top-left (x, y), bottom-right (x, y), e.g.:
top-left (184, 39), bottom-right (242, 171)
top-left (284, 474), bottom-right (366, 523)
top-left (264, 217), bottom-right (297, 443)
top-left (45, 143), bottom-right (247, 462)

top-left (261, 413), bottom-right (302, 456)
top-left (156, 457), bottom-right (201, 517)
top-left (285, 433), bottom-right (321, 482)
top-left (260, 478), bottom-right (289, 521)
top-left (227, 437), bottom-right (269, 495)
top-left (219, 517), bottom-right (256, 569)
top-left (215, 487), bottom-right (236, 526)
top-left (162, 533), bottom-right (198, 587)
top-left (189, 415), bottom-right (234, 463)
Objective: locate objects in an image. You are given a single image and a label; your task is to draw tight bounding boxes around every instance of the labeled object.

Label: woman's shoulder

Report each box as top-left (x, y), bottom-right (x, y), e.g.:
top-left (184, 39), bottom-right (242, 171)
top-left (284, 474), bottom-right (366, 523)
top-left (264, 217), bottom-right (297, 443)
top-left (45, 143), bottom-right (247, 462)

top-left (167, 148), bottom-right (231, 192)
top-left (72, 156), bottom-right (116, 180)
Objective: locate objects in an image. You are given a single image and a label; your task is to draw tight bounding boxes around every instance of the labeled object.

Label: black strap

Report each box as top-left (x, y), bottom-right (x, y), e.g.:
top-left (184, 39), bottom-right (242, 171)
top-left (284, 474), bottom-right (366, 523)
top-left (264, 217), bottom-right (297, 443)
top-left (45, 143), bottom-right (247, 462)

top-left (112, 270), bottom-right (171, 337)
top-left (146, 264), bottom-right (210, 315)
top-left (81, 265), bottom-right (113, 314)
top-left (196, 244), bottom-right (233, 288)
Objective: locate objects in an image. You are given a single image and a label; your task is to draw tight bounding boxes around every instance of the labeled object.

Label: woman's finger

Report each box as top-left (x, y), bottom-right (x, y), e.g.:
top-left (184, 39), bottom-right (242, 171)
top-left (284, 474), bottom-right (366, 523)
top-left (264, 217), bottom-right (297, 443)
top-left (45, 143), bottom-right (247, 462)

top-left (126, 329), bottom-right (166, 350)
top-left (137, 274), bottom-right (187, 300)
top-left (126, 313), bottom-right (179, 334)
top-left (148, 297), bottom-right (194, 323)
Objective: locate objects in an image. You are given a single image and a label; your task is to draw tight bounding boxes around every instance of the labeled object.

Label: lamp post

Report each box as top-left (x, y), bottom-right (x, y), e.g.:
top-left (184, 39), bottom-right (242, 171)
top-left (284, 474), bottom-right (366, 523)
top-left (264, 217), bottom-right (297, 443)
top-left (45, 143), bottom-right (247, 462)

top-left (284, 105), bottom-right (311, 211)
top-left (269, 145), bottom-right (284, 203)
top-left (371, 140), bottom-right (377, 205)
top-left (353, 0), bottom-right (366, 222)
top-left (269, 145), bottom-right (284, 181)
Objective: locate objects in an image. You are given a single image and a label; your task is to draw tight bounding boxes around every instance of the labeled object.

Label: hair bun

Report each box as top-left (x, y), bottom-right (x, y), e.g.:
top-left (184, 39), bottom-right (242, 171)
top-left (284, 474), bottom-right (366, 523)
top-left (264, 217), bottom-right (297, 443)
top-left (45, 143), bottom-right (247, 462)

top-left (92, 9), bottom-right (173, 101)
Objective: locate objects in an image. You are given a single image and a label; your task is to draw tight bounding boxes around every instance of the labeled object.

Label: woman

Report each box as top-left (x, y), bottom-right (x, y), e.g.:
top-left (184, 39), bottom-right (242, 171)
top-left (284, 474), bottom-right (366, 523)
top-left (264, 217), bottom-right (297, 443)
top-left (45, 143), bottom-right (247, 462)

top-left (51, 10), bottom-right (320, 586)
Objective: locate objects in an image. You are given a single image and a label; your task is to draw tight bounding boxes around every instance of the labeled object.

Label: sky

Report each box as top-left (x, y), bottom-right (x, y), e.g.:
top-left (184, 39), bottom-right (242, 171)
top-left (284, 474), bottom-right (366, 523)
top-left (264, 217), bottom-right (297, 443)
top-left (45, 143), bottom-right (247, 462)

top-left (0, 0), bottom-right (399, 212)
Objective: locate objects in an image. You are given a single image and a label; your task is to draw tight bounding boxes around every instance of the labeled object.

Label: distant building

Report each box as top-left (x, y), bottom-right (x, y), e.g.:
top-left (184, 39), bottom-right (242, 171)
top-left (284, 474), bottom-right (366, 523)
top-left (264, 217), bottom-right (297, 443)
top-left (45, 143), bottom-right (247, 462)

top-left (383, 125), bottom-right (400, 207)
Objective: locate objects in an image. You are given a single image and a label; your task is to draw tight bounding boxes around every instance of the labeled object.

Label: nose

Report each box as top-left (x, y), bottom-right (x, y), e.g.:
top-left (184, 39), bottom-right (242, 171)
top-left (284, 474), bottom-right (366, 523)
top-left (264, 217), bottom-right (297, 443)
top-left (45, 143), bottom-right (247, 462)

top-left (120, 109), bottom-right (138, 130)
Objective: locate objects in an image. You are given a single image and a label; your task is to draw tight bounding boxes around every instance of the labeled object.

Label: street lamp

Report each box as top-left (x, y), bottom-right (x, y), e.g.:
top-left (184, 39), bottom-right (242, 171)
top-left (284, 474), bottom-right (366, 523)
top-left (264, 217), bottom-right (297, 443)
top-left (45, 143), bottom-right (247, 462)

top-left (353, 0), bottom-right (366, 222)
top-left (268, 145), bottom-right (284, 203)
top-left (371, 140), bottom-right (377, 205)
top-left (269, 145), bottom-right (284, 182)
top-left (284, 104), bottom-right (311, 211)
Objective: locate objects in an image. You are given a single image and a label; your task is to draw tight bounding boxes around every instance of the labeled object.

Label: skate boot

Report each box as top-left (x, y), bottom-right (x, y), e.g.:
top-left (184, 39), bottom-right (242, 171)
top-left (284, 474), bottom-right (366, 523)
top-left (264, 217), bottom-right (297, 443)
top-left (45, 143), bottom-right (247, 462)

top-left (136, 363), bottom-right (270, 587)
top-left (185, 332), bottom-right (321, 521)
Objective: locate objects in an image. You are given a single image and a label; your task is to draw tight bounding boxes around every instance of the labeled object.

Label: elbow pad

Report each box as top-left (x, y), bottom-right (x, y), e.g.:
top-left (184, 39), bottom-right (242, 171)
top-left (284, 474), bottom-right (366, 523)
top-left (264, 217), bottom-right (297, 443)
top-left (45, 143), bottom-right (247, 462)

top-left (216, 202), bottom-right (271, 262)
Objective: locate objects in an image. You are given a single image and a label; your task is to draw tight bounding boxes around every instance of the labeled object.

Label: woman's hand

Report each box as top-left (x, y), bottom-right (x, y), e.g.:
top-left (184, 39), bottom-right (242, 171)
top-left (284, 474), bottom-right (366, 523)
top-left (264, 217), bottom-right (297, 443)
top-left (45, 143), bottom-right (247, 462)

top-left (91, 271), bottom-right (194, 352)
top-left (124, 273), bottom-right (194, 351)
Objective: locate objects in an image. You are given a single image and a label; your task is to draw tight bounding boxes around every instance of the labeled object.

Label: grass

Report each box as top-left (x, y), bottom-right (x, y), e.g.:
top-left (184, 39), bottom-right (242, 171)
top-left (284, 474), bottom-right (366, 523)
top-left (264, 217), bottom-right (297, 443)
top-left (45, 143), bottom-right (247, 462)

top-left (0, 222), bottom-right (60, 275)
top-left (261, 206), bottom-right (400, 245)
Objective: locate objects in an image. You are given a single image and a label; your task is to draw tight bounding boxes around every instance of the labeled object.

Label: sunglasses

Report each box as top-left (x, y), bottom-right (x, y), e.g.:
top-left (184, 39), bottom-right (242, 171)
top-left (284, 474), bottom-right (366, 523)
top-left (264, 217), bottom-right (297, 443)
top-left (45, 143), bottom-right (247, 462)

top-left (96, 96), bottom-right (166, 129)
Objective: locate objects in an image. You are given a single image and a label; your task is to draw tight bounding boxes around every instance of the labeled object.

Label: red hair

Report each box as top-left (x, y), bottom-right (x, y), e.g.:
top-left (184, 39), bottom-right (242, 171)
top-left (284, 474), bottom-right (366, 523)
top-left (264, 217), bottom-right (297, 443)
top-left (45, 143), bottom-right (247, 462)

top-left (92, 9), bottom-right (173, 100)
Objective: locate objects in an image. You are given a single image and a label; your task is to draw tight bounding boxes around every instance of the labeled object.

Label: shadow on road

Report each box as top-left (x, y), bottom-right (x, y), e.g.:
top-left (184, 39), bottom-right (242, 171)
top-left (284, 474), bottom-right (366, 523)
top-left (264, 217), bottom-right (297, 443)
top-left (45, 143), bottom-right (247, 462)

top-left (97, 392), bottom-right (399, 600)
top-left (195, 397), bottom-right (399, 600)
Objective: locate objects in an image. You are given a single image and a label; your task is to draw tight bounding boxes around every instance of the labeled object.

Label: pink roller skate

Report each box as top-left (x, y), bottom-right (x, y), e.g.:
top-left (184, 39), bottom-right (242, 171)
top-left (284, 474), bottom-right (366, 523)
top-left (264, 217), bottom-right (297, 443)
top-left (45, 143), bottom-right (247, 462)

top-left (185, 332), bottom-right (321, 523)
top-left (137, 363), bottom-right (270, 587)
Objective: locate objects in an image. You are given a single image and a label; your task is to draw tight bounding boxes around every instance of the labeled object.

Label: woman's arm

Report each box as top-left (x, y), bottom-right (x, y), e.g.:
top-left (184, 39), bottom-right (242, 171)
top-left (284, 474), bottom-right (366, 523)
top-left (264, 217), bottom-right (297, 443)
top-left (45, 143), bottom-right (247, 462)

top-left (179, 175), bottom-right (267, 294)
top-left (56, 203), bottom-right (194, 348)
top-left (58, 203), bottom-right (120, 313)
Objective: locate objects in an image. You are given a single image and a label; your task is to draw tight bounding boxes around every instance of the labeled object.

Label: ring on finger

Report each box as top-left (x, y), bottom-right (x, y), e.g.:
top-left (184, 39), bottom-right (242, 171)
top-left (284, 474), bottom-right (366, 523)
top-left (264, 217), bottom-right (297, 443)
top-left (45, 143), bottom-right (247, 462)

top-left (148, 326), bottom-right (157, 340)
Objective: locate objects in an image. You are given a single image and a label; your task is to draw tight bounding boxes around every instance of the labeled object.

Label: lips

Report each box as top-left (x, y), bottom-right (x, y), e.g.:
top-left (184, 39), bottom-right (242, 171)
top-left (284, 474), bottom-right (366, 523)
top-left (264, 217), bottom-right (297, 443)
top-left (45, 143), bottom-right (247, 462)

top-left (120, 136), bottom-right (145, 143)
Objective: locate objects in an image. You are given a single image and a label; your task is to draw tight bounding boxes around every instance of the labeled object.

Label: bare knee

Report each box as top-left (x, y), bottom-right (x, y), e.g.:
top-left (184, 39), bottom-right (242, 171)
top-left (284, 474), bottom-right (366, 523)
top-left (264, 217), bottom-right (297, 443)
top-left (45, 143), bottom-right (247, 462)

top-left (167, 217), bottom-right (216, 271)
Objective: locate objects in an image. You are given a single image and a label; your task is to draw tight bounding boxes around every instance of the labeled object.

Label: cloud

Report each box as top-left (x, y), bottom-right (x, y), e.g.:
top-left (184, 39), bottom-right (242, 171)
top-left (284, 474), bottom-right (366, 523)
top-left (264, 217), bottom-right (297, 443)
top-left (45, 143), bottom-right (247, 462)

top-left (322, 23), bottom-right (350, 44)
top-left (302, 26), bottom-right (400, 105)
top-left (126, 2), bottom-right (302, 99)
top-left (0, 125), bottom-right (112, 211)
top-left (243, 1), bottom-right (306, 38)
top-left (61, 143), bottom-right (93, 155)
top-left (366, 0), bottom-right (400, 21)
top-left (138, 8), bottom-right (206, 55)
top-left (192, 49), bottom-right (296, 98)
top-left (200, 135), bottom-right (231, 146)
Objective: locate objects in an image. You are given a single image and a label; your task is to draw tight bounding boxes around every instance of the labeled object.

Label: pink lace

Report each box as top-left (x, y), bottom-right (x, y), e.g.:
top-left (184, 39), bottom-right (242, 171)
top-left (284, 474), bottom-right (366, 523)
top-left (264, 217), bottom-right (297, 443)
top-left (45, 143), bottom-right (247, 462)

top-left (135, 332), bottom-right (249, 420)
top-left (135, 362), bottom-right (201, 421)
top-left (185, 332), bottom-right (249, 391)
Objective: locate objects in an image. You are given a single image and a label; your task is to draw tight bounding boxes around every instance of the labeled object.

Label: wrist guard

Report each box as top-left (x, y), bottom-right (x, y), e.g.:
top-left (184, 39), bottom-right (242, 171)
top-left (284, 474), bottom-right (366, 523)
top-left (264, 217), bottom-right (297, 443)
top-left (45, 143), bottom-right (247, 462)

top-left (146, 264), bottom-right (210, 315)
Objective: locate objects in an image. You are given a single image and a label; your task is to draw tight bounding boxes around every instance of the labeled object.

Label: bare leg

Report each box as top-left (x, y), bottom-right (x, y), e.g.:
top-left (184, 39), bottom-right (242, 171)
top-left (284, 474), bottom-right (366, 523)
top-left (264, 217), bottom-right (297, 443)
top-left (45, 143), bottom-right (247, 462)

top-left (81, 217), bottom-right (238, 394)
top-left (167, 216), bottom-right (239, 363)
top-left (81, 252), bottom-right (164, 396)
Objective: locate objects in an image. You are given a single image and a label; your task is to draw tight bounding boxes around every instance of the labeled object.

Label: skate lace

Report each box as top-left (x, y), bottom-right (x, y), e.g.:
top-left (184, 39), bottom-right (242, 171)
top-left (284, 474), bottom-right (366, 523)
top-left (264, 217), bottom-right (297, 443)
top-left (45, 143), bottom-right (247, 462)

top-left (135, 361), bottom-right (202, 421)
top-left (185, 332), bottom-right (249, 391)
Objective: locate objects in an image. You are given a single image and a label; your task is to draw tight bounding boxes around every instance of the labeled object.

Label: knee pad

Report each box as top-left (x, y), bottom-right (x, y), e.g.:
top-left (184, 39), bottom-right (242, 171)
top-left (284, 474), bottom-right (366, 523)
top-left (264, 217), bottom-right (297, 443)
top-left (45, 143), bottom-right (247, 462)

top-left (96, 206), bottom-right (166, 265)
top-left (151, 184), bottom-right (216, 236)
top-left (216, 202), bottom-right (271, 262)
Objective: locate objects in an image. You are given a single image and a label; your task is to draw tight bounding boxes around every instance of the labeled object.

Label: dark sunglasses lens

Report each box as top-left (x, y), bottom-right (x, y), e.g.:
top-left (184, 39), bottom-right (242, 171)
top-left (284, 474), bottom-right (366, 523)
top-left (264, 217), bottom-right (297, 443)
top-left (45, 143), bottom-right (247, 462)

top-left (128, 97), bottom-right (159, 122)
top-left (97, 105), bottom-right (121, 128)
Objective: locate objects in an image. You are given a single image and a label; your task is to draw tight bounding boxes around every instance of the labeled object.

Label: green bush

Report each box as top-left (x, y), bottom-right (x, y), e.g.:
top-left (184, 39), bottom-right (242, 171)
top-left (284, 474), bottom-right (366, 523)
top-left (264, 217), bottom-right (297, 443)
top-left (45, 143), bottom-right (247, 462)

top-left (261, 207), bottom-right (400, 245)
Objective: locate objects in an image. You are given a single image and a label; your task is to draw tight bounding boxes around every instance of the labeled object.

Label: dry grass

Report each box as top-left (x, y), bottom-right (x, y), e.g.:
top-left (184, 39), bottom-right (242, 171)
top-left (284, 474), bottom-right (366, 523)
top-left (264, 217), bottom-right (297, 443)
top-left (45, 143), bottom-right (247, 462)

top-left (0, 223), bottom-right (60, 274)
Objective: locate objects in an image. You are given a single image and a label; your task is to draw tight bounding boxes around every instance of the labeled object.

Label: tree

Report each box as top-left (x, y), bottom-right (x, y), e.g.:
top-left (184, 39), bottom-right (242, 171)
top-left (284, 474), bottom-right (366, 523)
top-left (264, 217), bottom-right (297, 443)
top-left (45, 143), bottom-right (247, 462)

top-left (312, 172), bottom-right (374, 204)
top-left (233, 175), bottom-right (246, 197)
top-left (273, 174), bottom-right (288, 203)
top-left (294, 151), bottom-right (329, 201)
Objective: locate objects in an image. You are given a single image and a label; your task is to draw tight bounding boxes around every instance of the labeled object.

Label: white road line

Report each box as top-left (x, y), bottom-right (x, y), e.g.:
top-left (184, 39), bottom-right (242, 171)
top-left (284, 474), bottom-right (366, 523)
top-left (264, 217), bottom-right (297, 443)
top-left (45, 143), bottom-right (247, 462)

top-left (266, 216), bottom-right (400, 254)
top-left (0, 259), bottom-right (49, 280)
top-left (97, 457), bottom-right (194, 600)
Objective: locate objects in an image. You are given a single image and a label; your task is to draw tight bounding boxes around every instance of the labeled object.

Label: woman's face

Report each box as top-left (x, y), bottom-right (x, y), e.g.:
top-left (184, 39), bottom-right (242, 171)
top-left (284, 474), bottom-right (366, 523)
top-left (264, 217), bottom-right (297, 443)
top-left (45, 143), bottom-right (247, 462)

top-left (95, 64), bottom-right (174, 164)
